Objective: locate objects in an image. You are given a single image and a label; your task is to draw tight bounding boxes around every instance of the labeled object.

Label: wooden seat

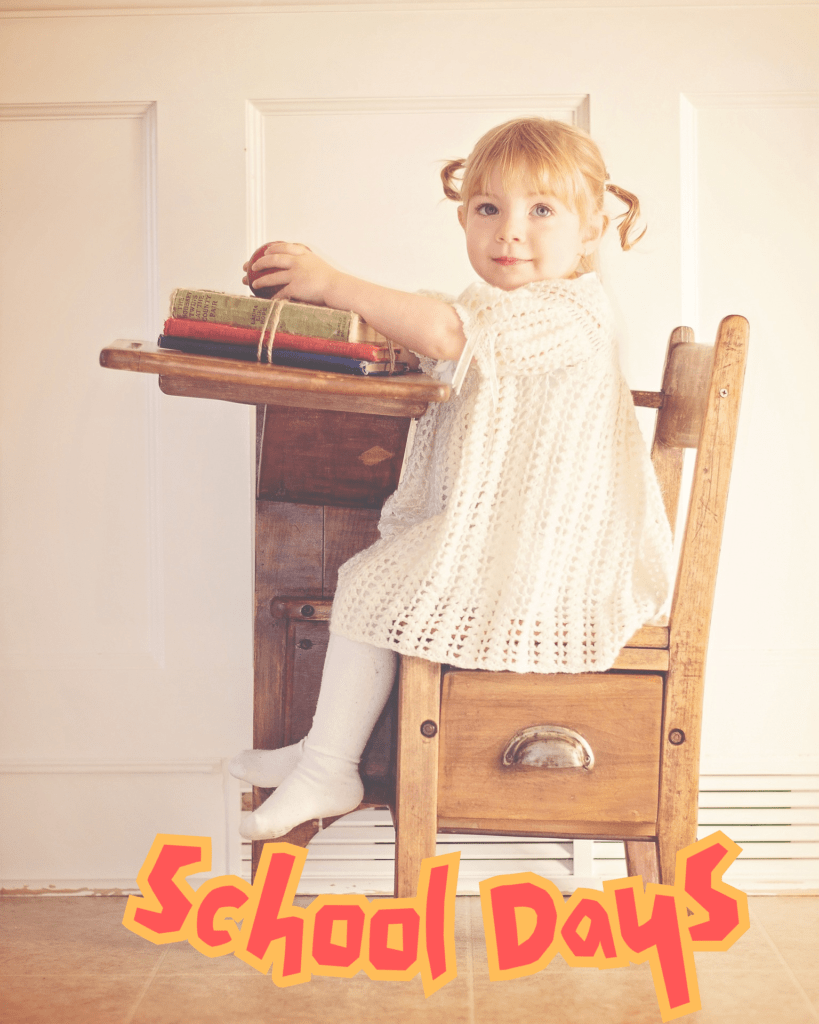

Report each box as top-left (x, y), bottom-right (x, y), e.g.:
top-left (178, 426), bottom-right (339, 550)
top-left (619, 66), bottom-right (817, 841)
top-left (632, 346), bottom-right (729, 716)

top-left (393, 316), bottom-right (749, 895)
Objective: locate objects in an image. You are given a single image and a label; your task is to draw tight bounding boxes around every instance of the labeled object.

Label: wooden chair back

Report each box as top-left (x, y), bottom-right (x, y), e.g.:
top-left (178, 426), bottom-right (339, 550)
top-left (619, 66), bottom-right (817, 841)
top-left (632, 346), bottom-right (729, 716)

top-left (649, 316), bottom-right (748, 880)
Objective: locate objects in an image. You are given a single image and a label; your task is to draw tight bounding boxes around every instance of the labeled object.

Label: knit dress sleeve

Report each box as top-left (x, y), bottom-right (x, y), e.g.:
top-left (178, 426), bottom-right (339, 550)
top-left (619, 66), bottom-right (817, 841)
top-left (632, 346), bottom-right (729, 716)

top-left (449, 275), bottom-right (613, 400)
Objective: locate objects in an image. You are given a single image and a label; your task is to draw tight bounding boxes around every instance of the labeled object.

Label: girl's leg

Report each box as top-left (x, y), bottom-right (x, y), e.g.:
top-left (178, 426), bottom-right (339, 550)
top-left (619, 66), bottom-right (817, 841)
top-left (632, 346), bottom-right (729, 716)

top-left (239, 633), bottom-right (396, 841)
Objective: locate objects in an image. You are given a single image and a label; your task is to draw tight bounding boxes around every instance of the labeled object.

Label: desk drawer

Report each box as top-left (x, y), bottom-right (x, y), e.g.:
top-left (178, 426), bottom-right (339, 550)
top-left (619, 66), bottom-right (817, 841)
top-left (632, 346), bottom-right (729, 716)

top-left (437, 671), bottom-right (663, 832)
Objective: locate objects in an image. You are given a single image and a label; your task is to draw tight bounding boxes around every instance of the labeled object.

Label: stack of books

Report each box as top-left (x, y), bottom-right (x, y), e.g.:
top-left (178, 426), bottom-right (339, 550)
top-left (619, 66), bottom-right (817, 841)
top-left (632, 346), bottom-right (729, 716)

top-left (159, 289), bottom-right (416, 376)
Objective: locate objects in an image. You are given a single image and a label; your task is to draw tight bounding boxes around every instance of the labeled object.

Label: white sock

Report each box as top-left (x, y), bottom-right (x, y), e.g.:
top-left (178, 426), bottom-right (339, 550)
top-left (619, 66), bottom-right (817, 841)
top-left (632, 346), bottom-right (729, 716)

top-left (239, 634), bottom-right (396, 841)
top-left (228, 738), bottom-right (305, 788)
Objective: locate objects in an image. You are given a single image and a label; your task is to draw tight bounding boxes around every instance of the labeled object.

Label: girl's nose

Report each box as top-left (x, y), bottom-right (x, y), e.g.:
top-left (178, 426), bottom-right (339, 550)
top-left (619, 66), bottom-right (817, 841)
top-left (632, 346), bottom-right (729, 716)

top-left (496, 215), bottom-right (524, 243)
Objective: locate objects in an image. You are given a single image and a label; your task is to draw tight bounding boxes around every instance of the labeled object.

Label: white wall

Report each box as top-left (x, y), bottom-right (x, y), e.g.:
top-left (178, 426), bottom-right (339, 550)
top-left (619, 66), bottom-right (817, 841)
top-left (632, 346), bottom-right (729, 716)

top-left (0, 1), bottom-right (816, 892)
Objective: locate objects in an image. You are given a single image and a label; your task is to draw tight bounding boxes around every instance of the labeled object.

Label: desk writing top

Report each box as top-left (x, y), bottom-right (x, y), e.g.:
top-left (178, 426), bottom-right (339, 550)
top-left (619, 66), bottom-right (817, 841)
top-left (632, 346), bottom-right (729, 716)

top-left (100, 340), bottom-right (451, 420)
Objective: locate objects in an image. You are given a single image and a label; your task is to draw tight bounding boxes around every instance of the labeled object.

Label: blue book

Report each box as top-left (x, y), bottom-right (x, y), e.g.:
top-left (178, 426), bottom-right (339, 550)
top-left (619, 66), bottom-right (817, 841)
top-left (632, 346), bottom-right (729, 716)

top-left (158, 335), bottom-right (408, 376)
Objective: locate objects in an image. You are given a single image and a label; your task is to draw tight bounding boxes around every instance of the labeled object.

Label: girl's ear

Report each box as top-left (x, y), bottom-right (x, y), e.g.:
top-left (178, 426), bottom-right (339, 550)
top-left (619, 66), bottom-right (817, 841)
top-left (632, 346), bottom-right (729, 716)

top-left (457, 205), bottom-right (466, 230)
top-left (583, 211), bottom-right (607, 252)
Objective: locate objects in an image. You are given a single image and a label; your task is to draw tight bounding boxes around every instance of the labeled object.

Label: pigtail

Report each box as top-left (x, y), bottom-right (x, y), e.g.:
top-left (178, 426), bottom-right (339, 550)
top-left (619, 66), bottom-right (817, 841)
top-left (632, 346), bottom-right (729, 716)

top-left (604, 183), bottom-right (646, 250)
top-left (441, 159), bottom-right (465, 202)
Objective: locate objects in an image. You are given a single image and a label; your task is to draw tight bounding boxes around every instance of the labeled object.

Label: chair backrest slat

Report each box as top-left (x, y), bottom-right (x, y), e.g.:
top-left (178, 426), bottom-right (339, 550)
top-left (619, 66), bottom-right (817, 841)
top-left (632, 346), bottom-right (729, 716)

top-left (669, 315), bottom-right (749, 650)
top-left (647, 326), bottom-right (696, 536)
top-left (656, 331), bottom-right (713, 449)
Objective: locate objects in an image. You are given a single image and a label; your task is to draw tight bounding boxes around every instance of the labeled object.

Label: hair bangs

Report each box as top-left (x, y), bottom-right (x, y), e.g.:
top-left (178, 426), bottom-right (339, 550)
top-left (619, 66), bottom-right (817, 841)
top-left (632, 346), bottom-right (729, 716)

top-left (461, 122), bottom-right (590, 217)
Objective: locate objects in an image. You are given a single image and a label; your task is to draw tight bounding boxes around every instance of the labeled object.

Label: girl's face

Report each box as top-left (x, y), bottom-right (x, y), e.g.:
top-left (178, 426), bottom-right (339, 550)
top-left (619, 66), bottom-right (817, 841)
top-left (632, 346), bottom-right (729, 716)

top-left (457, 168), bottom-right (603, 290)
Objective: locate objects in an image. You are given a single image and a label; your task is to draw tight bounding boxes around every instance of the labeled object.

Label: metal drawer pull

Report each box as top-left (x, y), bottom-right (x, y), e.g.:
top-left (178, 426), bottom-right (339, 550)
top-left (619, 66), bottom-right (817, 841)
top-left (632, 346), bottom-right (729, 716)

top-left (501, 726), bottom-right (594, 770)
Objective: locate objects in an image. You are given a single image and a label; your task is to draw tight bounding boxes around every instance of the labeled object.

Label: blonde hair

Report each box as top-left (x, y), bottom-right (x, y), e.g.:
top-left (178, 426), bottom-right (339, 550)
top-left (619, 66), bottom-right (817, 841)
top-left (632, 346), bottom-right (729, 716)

top-left (441, 118), bottom-right (645, 272)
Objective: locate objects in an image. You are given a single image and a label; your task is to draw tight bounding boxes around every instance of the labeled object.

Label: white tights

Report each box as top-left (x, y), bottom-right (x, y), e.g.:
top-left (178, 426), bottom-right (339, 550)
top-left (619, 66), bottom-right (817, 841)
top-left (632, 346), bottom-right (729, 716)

top-left (232, 633), bottom-right (396, 840)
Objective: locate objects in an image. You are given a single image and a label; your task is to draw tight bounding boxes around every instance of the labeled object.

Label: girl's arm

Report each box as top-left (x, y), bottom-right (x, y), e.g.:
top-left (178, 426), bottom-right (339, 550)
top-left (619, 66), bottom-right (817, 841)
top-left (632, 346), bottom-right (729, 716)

top-left (243, 242), bottom-right (466, 362)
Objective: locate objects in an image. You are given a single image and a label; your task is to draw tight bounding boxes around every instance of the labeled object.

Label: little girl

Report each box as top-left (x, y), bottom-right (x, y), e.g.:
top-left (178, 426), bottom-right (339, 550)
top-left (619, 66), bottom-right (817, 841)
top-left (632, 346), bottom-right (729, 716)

top-left (232, 117), bottom-right (673, 841)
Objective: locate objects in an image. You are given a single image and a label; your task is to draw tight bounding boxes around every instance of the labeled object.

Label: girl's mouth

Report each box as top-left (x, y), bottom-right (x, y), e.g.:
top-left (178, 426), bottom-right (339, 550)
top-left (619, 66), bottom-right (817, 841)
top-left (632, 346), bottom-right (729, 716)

top-left (493, 257), bottom-right (526, 266)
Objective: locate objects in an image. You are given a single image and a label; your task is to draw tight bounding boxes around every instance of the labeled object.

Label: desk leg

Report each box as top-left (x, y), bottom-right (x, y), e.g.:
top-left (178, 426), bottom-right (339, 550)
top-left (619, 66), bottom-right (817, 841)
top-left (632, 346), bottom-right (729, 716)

top-left (250, 500), bottom-right (384, 878)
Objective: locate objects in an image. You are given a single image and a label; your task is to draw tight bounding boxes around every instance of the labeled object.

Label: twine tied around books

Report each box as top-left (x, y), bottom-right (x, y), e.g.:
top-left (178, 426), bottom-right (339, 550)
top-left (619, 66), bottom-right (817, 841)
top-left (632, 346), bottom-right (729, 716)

top-left (257, 299), bottom-right (286, 364)
top-left (255, 298), bottom-right (398, 373)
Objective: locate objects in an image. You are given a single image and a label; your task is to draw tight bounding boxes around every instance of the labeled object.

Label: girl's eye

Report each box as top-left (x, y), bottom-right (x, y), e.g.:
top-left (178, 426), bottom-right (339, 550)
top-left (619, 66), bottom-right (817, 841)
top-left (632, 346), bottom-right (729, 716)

top-left (475, 202), bottom-right (499, 216)
top-left (532, 204), bottom-right (552, 217)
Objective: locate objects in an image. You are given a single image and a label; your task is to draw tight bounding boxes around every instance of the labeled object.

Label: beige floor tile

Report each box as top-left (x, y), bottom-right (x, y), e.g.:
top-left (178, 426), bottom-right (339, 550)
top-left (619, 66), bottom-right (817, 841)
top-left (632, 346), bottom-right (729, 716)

top-left (1, 974), bottom-right (148, 1024)
top-left (158, 942), bottom-right (271, 976)
top-left (692, 915), bottom-right (784, 972)
top-left (471, 962), bottom-right (663, 1024)
top-left (689, 962), bottom-right (818, 1024)
top-left (0, 896), bottom-right (164, 976)
top-left (1, 893), bottom-right (816, 1024)
top-left (749, 895), bottom-right (819, 1007)
top-left (131, 970), bottom-right (472, 1024)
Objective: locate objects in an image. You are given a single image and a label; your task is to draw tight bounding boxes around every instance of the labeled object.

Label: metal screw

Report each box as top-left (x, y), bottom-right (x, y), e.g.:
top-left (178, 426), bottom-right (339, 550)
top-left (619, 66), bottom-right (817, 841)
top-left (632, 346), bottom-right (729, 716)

top-left (420, 720), bottom-right (438, 738)
top-left (301, 605), bottom-right (315, 617)
top-left (719, 388), bottom-right (729, 398)
top-left (297, 639), bottom-right (313, 650)
top-left (668, 728), bottom-right (686, 746)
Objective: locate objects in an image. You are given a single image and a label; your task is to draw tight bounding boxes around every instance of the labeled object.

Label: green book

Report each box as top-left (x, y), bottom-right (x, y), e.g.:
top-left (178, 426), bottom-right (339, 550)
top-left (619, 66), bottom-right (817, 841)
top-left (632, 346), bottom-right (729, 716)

top-left (169, 289), bottom-right (381, 344)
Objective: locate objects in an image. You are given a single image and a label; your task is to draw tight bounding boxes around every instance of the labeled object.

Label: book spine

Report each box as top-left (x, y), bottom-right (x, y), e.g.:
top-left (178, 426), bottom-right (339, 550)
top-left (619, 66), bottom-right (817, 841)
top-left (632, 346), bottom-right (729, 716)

top-left (158, 335), bottom-right (262, 361)
top-left (169, 289), bottom-right (356, 342)
top-left (269, 349), bottom-right (408, 376)
top-left (163, 318), bottom-right (394, 361)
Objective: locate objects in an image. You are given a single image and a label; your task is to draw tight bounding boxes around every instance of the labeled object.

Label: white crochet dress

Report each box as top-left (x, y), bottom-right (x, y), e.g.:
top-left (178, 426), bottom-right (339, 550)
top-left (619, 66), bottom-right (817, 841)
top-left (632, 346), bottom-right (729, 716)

top-left (330, 273), bottom-right (673, 673)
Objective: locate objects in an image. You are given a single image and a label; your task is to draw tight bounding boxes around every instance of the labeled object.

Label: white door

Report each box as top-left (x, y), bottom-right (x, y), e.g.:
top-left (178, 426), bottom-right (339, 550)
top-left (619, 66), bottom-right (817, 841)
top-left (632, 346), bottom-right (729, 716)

top-left (1, 2), bottom-right (816, 893)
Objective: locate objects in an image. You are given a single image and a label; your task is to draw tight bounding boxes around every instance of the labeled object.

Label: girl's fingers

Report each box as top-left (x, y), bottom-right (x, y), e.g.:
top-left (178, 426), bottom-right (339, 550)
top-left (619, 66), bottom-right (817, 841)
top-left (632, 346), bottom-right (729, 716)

top-left (263, 241), bottom-right (311, 257)
top-left (251, 252), bottom-right (293, 272)
top-left (249, 268), bottom-right (291, 289)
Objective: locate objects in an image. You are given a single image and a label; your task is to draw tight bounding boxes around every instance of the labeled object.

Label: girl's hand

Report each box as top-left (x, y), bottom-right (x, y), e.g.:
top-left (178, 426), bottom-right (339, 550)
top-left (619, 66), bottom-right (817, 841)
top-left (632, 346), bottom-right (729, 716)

top-left (243, 242), bottom-right (467, 362)
top-left (242, 242), bottom-right (339, 305)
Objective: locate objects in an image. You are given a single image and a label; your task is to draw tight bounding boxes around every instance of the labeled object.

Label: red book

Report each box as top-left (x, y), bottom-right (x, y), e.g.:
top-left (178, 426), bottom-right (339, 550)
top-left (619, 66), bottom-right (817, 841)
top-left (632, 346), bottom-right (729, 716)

top-left (162, 317), bottom-right (407, 364)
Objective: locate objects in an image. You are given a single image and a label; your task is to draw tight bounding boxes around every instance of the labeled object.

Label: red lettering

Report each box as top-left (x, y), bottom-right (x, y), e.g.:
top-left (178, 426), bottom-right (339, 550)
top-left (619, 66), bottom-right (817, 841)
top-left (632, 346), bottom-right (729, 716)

top-left (418, 851), bottom-right (460, 996)
top-left (490, 881), bottom-right (558, 972)
top-left (481, 871), bottom-right (564, 981)
top-left (368, 906), bottom-right (420, 972)
top-left (561, 897), bottom-right (618, 960)
top-left (234, 845), bottom-right (309, 986)
top-left (680, 833), bottom-right (748, 950)
top-left (196, 884), bottom-right (248, 949)
top-left (134, 845), bottom-right (201, 933)
top-left (312, 904), bottom-right (365, 968)
top-left (123, 831), bottom-right (750, 1017)
top-left (425, 863), bottom-right (450, 980)
top-left (123, 835), bottom-right (210, 944)
top-left (685, 842), bottom-right (738, 941)
top-left (613, 884), bottom-right (693, 1011)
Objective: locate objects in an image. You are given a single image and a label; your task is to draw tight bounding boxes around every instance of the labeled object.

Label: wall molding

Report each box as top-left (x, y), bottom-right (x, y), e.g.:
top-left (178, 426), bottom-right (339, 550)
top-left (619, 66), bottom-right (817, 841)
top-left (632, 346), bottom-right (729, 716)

top-left (0, 101), bottom-right (155, 119)
top-left (682, 91), bottom-right (819, 109)
top-left (249, 95), bottom-right (590, 116)
top-left (0, 100), bottom-right (164, 667)
top-left (0, 759), bottom-right (222, 773)
top-left (679, 88), bottom-right (819, 339)
top-left (245, 93), bottom-right (589, 251)
top-left (1, 880), bottom-right (143, 894)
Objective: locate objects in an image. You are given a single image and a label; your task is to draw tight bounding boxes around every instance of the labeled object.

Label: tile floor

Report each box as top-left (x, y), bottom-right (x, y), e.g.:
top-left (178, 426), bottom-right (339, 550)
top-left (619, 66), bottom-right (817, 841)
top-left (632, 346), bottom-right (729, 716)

top-left (0, 894), bottom-right (816, 1024)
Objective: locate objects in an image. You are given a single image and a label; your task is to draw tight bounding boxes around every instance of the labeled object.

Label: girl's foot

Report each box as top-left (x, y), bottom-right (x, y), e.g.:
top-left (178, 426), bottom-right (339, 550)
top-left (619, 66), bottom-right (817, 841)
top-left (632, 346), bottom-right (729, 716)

top-left (228, 739), bottom-right (306, 788)
top-left (238, 749), bottom-right (363, 840)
